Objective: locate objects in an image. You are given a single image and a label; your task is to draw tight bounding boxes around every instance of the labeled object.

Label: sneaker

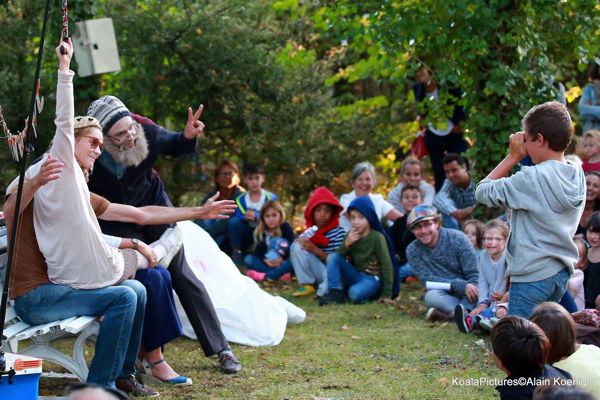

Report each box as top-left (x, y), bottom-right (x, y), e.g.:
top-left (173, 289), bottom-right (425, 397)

top-left (479, 318), bottom-right (495, 332)
top-left (425, 307), bottom-right (451, 322)
top-left (292, 285), bottom-right (316, 297)
top-left (218, 350), bottom-right (242, 374)
top-left (318, 289), bottom-right (346, 306)
top-left (246, 269), bottom-right (266, 282)
top-left (116, 374), bottom-right (159, 397)
top-left (157, 226), bottom-right (183, 267)
top-left (454, 304), bottom-right (471, 333)
top-left (278, 272), bottom-right (292, 282)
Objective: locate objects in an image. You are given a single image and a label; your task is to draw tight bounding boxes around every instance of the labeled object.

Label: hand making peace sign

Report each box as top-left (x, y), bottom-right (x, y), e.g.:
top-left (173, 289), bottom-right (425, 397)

top-left (183, 104), bottom-right (205, 140)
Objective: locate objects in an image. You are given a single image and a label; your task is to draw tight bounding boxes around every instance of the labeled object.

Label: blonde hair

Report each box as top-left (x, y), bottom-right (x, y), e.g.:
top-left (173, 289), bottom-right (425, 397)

top-left (253, 200), bottom-right (286, 245)
top-left (583, 129), bottom-right (600, 148)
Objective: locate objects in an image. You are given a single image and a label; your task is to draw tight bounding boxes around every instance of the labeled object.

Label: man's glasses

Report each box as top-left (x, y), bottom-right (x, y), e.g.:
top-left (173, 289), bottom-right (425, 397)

top-left (108, 122), bottom-right (138, 144)
top-left (80, 135), bottom-right (103, 150)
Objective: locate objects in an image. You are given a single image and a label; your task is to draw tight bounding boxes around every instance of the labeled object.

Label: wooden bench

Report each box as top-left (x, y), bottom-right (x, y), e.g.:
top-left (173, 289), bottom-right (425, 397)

top-left (1, 228), bottom-right (98, 382)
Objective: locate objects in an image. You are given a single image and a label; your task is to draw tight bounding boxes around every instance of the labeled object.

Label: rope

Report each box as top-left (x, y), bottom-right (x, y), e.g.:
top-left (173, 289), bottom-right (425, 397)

top-left (0, 0), bottom-right (59, 355)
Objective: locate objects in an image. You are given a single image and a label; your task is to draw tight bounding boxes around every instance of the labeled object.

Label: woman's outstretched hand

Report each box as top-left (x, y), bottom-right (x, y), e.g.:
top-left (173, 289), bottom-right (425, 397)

top-left (56, 36), bottom-right (73, 71)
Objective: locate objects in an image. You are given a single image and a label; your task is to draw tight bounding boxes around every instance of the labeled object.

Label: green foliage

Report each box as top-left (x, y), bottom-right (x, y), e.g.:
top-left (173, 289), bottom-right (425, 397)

top-left (314, 0), bottom-right (600, 178)
top-left (2, 0), bottom-right (600, 209)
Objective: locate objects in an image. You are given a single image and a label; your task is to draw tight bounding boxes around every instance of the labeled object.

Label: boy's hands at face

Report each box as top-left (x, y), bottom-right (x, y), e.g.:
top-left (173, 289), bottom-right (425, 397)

top-left (508, 131), bottom-right (528, 161)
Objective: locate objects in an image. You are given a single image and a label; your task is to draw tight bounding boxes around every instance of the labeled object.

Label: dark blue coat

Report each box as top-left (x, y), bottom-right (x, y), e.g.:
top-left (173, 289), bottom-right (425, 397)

top-left (88, 123), bottom-right (197, 242)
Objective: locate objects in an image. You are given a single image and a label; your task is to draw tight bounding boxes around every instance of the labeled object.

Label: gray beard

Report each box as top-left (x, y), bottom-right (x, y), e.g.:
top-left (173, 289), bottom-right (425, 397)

top-left (102, 124), bottom-right (149, 167)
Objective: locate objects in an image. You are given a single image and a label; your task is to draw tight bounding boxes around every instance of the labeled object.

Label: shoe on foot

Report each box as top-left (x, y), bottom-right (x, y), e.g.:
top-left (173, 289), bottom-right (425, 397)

top-left (157, 226), bottom-right (183, 267)
top-left (278, 272), bottom-right (292, 282)
top-left (148, 359), bottom-right (192, 386)
top-left (425, 307), bottom-right (451, 322)
top-left (454, 304), bottom-right (472, 333)
top-left (116, 374), bottom-right (160, 397)
top-left (479, 318), bottom-right (495, 332)
top-left (218, 349), bottom-right (242, 374)
top-left (319, 289), bottom-right (346, 306)
top-left (246, 269), bottom-right (266, 282)
top-left (292, 284), bottom-right (316, 297)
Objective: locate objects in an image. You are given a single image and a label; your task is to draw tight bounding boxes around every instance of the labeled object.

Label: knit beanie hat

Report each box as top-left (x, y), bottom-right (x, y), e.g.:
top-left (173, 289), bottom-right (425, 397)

top-left (87, 95), bottom-right (130, 135)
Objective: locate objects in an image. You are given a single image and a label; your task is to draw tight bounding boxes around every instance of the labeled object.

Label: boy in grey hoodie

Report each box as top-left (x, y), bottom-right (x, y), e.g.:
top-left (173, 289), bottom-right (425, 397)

top-left (475, 101), bottom-right (585, 318)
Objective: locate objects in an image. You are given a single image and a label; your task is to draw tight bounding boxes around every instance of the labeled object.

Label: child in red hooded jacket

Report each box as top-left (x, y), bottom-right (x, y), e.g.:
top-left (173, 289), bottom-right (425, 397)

top-left (290, 187), bottom-right (346, 297)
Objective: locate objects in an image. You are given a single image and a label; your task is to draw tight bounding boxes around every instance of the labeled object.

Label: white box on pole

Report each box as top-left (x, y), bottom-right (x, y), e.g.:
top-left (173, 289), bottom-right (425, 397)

top-left (73, 18), bottom-right (121, 77)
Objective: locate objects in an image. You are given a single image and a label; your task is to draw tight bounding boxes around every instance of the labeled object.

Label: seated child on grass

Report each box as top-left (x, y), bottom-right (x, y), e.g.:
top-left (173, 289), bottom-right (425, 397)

top-left (244, 200), bottom-right (294, 282)
top-left (491, 316), bottom-right (572, 400)
top-left (387, 185), bottom-right (422, 283)
top-left (228, 162), bottom-right (277, 266)
top-left (290, 187), bottom-right (346, 297)
top-left (319, 196), bottom-right (395, 305)
top-left (530, 302), bottom-right (600, 398)
top-left (462, 219), bottom-right (485, 257)
top-left (387, 158), bottom-right (435, 213)
top-left (455, 219), bottom-right (509, 333)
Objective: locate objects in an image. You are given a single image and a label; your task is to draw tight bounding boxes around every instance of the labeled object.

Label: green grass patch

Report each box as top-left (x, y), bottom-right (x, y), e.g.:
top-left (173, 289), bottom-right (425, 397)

top-left (39, 282), bottom-right (503, 399)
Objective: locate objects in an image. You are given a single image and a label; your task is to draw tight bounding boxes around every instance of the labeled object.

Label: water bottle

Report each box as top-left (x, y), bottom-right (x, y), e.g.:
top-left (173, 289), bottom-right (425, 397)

top-left (299, 225), bottom-right (318, 239)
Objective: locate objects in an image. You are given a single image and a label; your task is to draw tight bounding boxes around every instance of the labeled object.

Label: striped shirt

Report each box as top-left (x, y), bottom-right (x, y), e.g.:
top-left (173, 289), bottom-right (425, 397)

top-left (322, 226), bottom-right (346, 254)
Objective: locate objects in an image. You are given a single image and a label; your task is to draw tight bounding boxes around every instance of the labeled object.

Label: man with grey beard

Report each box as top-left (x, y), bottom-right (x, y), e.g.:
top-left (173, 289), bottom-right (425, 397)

top-left (87, 96), bottom-right (242, 374)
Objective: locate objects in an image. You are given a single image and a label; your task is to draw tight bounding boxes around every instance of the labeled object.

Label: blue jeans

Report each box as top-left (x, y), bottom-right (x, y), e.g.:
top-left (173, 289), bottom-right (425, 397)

top-left (559, 289), bottom-right (578, 313)
top-left (327, 253), bottom-right (382, 303)
top-left (227, 217), bottom-right (255, 251)
top-left (398, 263), bottom-right (415, 281)
top-left (14, 280), bottom-right (146, 388)
top-left (509, 269), bottom-right (570, 318)
top-left (243, 254), bottom-right (293, 280)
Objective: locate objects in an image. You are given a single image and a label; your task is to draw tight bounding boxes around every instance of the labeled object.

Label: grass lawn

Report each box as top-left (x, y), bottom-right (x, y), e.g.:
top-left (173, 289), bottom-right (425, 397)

top-left (39, 281), bottom-right (504, 399)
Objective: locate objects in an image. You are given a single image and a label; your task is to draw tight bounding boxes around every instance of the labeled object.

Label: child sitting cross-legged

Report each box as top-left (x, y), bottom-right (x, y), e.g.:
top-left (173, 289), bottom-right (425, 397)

top-left (455, 219), bottom-right (509, 333)
top-left (491, 316), bottom-right (572, 400)
top-left (290, 187), bottom-right (346, 297)
top-left (244, 200), bottom-right (295, 282)
top-left (319, 196), bottom-right (395, 305)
